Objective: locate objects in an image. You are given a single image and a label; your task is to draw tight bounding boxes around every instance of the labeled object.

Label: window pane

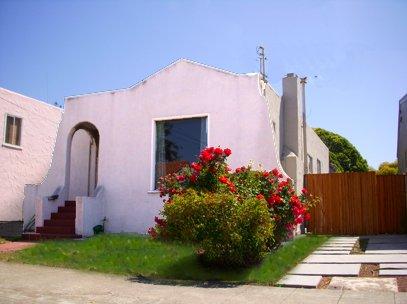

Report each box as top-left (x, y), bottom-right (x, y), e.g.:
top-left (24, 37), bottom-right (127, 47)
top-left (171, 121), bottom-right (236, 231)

top-left (14, 117), bottom-right (22, 146)
top-left (4, 115), bottom-right (22, 146)
top-left (5, 115), bottom-right (14, 144)
top-left (155, 117), bottom-right (207, 188)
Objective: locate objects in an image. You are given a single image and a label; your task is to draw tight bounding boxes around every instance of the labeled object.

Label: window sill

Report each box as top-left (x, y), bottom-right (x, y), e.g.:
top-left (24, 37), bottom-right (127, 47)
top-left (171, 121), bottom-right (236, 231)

top-left (2, 143), bottom-right (22, 150)
top-left (147, 190), bottom-right (160, 194)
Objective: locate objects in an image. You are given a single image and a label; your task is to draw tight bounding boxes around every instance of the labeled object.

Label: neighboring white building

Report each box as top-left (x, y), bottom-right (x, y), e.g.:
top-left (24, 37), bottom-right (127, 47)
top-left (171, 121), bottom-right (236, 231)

top-left (397, 94), bottom-right (407, 173)
top-left (0, 88), bottom-right (62, 236)
top-left (21, 59), bottom-right (329, 238)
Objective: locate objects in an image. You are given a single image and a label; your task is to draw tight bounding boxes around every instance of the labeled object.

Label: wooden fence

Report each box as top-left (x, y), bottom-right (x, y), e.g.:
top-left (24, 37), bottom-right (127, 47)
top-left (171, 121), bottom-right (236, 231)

top-left (304, 172), bottom-right (407, 235)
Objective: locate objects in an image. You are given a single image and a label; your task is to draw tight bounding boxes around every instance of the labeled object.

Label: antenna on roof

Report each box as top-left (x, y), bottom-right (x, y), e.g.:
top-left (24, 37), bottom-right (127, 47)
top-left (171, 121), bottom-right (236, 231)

top-left (257, 46), bottom-right (267, 83)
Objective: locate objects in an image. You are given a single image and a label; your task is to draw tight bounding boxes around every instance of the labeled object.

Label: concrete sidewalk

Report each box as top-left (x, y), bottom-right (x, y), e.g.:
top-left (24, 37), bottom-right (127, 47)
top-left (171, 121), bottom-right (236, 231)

top-left (0, 262), bottom-right (405, 304)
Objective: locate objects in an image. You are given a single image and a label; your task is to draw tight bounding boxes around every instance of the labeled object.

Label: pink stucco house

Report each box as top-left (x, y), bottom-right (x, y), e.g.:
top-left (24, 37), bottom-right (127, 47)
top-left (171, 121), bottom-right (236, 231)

top-left (0, 88), bottom-right (62, 237)
top-left (18, 59), bottom-right (328, 239)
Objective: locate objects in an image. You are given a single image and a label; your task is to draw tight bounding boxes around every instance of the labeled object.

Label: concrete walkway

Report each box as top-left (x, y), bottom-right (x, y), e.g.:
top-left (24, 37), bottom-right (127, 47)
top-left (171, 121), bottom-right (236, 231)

top-left (0, 262), bottom-right (405, 304)
top-left (0, 241), bottom-right (36, 252)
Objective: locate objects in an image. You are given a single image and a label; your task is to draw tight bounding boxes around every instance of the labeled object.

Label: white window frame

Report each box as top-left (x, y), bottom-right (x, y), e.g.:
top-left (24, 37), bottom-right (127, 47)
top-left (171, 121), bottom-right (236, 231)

top-left (149, 113), bottom-right (210, 193)
top-left (2, 113), bottom-right (23, 150)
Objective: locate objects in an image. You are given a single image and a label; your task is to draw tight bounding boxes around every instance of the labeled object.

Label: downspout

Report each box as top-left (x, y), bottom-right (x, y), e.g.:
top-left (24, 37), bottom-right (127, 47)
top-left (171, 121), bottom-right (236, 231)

top-left (300, 77), bottom-right (308, 175)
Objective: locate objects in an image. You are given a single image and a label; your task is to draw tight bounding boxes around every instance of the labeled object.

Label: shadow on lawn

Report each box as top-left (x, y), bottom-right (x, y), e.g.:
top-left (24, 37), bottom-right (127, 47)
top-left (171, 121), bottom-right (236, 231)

top-left (127, 275), bottom-right (241, 288)
top-left (127, 255), bottom-right (250, 288)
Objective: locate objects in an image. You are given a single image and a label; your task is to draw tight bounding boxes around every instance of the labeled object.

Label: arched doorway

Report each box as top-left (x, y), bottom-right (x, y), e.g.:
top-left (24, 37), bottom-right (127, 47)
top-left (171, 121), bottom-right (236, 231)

top-left (66, 122), bottom-right (99, 200)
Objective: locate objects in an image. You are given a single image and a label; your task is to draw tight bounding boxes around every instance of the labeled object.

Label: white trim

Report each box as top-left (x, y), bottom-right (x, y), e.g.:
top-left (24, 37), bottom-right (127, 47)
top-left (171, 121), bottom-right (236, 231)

top-left (3, 113), bottom-right (23, 148)
top-left (65, 59), bottom-right (255, 101)
top-left (150, 113), bottom-right (210, 191)
top-left (2, 142), bottom-right (22, 150)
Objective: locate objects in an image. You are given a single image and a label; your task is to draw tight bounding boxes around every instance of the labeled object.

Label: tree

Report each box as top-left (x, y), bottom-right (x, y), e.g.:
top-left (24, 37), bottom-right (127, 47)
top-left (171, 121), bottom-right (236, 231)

top-left (314, 128), bottom-right (369, 172)
top-left (377, 160), bottom-right (398, 175)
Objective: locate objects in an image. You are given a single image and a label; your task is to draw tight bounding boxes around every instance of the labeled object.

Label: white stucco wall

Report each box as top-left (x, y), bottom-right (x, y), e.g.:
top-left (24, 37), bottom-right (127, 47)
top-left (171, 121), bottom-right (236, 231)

top-left (0, 88), bottom-right (62, 221)
top-left (306, 126), bottom-right (330, 174)
top-left (33, 59), bottom-right (285, 234)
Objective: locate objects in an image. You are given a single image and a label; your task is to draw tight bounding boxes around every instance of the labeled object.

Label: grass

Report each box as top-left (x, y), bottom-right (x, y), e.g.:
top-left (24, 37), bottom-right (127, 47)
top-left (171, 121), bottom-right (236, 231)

top-left (0, 234), bottom-right (328, 285)
top-left (0, 237), bottom-right (6, 244)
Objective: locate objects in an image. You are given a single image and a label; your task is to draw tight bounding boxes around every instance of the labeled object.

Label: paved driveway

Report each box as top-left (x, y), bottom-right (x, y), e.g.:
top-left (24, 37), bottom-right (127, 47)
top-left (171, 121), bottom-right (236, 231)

top-left (0, 262), bottom-right (405, 304)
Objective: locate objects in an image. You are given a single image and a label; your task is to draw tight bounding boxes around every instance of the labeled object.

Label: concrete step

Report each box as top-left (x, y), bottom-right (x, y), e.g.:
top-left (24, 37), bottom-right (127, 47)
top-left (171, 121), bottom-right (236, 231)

top-left (277, 275), bottom-right (322, 288)
top-left (288, 263), bottom-right (361, 276)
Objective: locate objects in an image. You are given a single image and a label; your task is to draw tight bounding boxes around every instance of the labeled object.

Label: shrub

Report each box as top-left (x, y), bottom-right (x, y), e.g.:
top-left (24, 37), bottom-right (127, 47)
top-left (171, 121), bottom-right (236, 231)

top-left (159, 189), bottom-right (274, 267)
top-left (149, 146), bottom-right (317, 265)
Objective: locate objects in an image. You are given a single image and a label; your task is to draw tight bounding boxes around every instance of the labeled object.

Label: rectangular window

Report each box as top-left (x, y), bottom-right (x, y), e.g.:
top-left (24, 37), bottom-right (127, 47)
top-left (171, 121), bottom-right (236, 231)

top-left (4, 114), bottom-right (22, 147)
top-left (317, 159), bottom-right (322, 173)
top-left (307, 154), bottom-right (313, 173)
top-left (155, 117), bottom-right (207, 188)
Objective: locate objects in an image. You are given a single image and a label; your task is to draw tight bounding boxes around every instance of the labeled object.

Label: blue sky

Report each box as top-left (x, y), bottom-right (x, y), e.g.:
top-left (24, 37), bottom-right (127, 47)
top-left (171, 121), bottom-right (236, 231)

top-left (0, 0), bottom-right (406, 168)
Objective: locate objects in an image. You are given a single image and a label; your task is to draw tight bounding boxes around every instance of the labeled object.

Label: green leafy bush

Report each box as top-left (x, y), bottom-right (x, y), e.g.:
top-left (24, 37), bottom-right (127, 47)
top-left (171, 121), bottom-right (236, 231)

top-left (149, 147), bottom-right (317, 266)
top-left (161, 189), bottom-right (274, 267)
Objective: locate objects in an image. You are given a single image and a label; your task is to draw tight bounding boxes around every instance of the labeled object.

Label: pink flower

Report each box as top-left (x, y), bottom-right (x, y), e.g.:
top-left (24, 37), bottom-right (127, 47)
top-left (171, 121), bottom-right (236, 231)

top-left (301, 188), bottom-right (308, 195)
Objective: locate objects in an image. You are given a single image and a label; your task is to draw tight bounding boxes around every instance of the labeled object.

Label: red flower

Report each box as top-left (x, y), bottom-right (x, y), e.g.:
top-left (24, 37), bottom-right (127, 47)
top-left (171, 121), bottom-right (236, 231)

top-left (191, 162), bottom-right (202, 172)
top-left (200, 150), bottom-right (213, 162)
top-left (304, 212), bottom-right (311, 221)
top-left (190, 174), bottom-right (197, 183)
top-left (219, 176), bottom-right (228, 184)
top-left (301, 188), bottom-right (308, 195)
top-left (295, 216), bottom-right (304, 224)
top-left (224, 148), bottom-right (232, 156)
top-left (176, 175), bottom-right (185, 182)
top-left (214, 147), bottom-right (223, 155)
top-left (262, 171), bottom-right (270, 178)
top-left (148, 227), bottom-right (157, 239)
top-left (256, 194), bottom-right (265, 200)
top-left (267, 194), bottom-right (282, 206)
top-left (271, 168), bottom-right (280, 177)
top-left (154, 216), bottom-right (167, 227)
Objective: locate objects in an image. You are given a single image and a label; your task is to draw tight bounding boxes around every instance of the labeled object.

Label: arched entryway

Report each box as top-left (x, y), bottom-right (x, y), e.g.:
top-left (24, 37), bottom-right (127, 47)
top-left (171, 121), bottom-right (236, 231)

top-left (65, 122), bottom-right (99, 200)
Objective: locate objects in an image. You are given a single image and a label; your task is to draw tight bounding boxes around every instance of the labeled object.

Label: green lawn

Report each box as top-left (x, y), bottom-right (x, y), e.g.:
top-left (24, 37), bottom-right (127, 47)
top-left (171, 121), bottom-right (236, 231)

top-left (0, 238), bottom-right (6, 244)
top-left (0, 234), bottom-right (328, 285)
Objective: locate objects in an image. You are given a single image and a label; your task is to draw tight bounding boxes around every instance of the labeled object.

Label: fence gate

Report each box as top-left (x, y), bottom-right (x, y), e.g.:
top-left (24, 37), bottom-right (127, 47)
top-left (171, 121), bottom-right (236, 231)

top-left (304, 172), bottom-right (407, 235)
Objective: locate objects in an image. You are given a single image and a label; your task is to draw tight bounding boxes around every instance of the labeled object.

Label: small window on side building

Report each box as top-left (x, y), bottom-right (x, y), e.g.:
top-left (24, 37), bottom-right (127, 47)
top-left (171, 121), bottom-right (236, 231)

top-left (307, 154), bottom-right (313, 173)
top-left (317, 159), bottom-right (322, 173)
top-left (4, 114), bottom-right (22, 147)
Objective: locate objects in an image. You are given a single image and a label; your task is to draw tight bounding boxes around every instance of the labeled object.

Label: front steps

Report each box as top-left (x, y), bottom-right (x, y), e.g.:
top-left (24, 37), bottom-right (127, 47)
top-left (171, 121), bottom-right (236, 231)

top-left (22, 201), bottom-right (81, 240)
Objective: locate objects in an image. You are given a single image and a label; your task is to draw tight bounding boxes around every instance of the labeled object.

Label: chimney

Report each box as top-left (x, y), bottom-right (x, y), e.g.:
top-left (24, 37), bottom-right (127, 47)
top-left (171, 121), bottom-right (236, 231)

top-left (282, 73), bottom-right (305, 191)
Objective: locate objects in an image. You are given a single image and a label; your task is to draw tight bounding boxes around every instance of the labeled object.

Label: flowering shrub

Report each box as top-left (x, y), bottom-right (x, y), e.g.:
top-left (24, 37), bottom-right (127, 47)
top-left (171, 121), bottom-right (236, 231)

top-left (158, 189), bottom-right (273, 266)
top-left (149, 147), bottom-right (318, 265)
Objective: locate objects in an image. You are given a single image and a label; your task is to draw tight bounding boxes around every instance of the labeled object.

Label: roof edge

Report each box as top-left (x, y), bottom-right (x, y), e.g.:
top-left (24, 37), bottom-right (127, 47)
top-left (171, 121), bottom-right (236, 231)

top-left (0, 87), bottom-right (63, 111)
top-left (65, 58), bottom-right (257, 100)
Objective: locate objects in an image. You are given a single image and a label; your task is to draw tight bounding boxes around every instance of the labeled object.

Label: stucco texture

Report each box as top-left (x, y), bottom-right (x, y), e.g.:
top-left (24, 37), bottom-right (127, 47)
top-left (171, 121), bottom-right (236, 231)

top-left (0, 88), bottom-right (62, 221)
